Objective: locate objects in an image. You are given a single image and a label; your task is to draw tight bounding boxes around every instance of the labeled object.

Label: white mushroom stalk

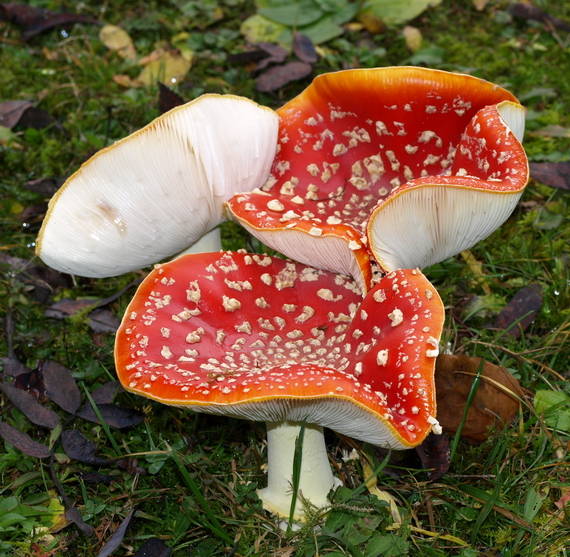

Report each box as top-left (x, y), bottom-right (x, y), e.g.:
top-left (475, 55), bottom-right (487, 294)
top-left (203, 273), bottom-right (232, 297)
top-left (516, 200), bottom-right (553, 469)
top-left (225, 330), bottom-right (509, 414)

top-left (258, 422), bottom-right (341, 520)
top-left (36, 94), bottom-right (278, 277)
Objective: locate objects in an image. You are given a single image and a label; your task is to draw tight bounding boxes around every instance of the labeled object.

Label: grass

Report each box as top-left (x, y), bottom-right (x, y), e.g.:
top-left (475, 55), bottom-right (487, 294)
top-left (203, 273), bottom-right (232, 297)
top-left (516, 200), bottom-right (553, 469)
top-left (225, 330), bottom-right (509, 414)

top-left (1, 0), bottom-right (569, 555)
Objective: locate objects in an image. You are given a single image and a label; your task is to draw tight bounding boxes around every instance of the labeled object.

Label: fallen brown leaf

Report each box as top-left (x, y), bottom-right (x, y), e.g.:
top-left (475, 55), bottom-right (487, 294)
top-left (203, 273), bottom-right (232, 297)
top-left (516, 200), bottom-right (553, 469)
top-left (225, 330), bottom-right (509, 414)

top-left (0, 3), bottom-right (99, 40)
top-left (293, 33), bottom-right (318, 64)
top-left (494, 283), bottom-right (542, 338)
top-left (255, 61), bottom-right (312, 93)
top-left (133, 538), bottom-right (172, 557)
top-left (158, 82), bottom-right (185, 114)
top-left (414, 433), bottom-right (450, 481)
top-left (530, 162), bottom-right (570, 191)
top-left (97, 509), bottom-right (135, 557)
top-left (136, 48), bottom-right (192, 88)
top-left (0, 420), bottom-right (51, 458)
top-left (0, 100), bottom-right (33, 128)
top-left (41, 360), bottom-right (81, 414)
top-left (255, 42), bottom-right (288, 71)
top-left (403, 26), bottom-right (422, 52)
top-left (77, 403), bottom-right (144, 429)
top-left (99, 24), bottom-right (137, 61)
top-left (509, 3), bottom-right (570, 32)
top-left (435, 354), bottom-right (523, 443)
top-left (61, 429), bottom-right (108, 465)
top-left (0, 382), bottom-right (60, 429)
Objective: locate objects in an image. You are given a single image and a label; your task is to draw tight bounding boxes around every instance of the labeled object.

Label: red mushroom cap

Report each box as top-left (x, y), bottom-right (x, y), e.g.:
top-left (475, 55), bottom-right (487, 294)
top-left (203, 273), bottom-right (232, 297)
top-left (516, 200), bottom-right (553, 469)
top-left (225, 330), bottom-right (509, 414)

top-left (226, 67), bottom-right (519, 287)
top-left (115, 251), bottom-right (444, 448)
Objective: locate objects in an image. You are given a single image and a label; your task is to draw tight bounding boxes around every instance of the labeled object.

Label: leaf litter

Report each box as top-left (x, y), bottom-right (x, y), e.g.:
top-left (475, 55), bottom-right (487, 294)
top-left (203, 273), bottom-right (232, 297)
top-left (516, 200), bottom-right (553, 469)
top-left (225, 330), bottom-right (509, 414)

top-left (0, 382), bottom-right (60, 429)
top-left (41, 360), bottom-right (82, 414)
top-left (494, 283), bottom-right (543, 338)
top-left (0, 3), bottom-right (99, 40)
top-left (435, 354), bottom-right (523, 443)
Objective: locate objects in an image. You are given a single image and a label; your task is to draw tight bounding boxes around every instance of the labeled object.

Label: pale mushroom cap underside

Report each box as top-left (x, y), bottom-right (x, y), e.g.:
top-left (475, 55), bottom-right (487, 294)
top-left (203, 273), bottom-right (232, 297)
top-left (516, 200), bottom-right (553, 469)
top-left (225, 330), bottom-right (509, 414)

top-left (37, 94), bottom-right (278, 277)
top-left (115, 251), bottom-right (445, 448)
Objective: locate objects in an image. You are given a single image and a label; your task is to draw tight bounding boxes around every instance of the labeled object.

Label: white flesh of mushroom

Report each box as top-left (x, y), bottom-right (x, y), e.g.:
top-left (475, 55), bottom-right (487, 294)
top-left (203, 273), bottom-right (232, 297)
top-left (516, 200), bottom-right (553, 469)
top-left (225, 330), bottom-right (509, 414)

top-left (257, 421), bottom-right (342, 521)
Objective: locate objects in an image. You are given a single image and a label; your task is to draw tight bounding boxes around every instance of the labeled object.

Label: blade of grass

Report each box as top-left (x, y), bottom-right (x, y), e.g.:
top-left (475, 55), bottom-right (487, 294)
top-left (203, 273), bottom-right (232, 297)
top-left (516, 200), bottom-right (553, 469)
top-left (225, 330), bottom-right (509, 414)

top-left (169, 447), bottom-right (232, 545)
top-left (80, 382), bottom-right (121, 456)
top-left (450, 360), bottom-right (484, 463)
top-left (287, 422), bottom-right (305, 533)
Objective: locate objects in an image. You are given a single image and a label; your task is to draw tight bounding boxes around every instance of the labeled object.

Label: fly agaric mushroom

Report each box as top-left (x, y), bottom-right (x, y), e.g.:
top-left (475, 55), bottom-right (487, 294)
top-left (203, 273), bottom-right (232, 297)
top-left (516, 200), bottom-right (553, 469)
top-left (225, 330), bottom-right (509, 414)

top-left (226, 67), bottom-right (528, 285)
top-left (115, 250), bottom-right (444, 520)
top-left (36, 94), bottom-right (278, 277)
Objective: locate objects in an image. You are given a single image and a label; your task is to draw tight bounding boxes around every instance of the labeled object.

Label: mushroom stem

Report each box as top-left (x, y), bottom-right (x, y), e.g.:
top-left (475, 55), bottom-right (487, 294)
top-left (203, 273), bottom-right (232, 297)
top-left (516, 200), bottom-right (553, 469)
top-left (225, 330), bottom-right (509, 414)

top-left (257, 421), bottom-right (341, 521)
top-left (176, 228), bottom-right (221, 257)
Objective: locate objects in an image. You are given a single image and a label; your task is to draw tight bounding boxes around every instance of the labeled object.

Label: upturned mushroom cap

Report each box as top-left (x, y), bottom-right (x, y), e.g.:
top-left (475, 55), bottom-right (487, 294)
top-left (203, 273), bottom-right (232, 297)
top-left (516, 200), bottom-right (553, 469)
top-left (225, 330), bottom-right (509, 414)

top-left (115, 251), bottom-right (445, 448)
top-left (36, 94), bottom-right (278, 277)
top-left (367, 101), bottom-right (528, 271)
top-left (226, 67), bottom-right (522, 287)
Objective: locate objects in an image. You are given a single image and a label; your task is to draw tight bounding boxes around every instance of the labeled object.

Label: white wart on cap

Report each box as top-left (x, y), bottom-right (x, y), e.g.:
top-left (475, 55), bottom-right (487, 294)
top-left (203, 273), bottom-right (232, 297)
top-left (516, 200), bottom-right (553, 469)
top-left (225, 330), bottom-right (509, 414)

top-left (36, 94), bottom-right (278, 277)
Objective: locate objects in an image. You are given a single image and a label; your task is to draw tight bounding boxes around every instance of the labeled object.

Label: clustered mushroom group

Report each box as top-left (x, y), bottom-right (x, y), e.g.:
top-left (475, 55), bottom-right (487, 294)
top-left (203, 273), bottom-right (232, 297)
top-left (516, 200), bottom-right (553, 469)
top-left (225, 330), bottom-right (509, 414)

top-left (37, 67), bottom-right (529, 521)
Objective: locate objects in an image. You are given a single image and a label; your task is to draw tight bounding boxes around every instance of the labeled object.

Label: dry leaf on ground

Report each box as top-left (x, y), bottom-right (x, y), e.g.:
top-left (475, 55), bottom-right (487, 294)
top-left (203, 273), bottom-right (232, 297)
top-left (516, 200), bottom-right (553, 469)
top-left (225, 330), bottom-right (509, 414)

top-left (136, 49), bottom-right (193, 87)
top-left (494, 283), bottom-right (542, 338)
top-left (530, 162), bottom-right (570, 191)
top-left (99, 24), bottom-right (137, 61)
top-left (255, 61), bottom-right (312, 92)
top-left (403, 26), bottom-right (422, 52)
top-left (435, 354), bottom-right (523, 442)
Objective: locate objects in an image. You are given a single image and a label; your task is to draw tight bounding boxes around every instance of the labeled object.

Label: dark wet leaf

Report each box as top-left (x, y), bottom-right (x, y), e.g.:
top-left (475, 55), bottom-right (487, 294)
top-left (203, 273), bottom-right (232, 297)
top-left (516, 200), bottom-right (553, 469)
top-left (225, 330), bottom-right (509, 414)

top-left (41, 361), bottom-right (81, 414)
top-left (61, 429), bottom-right (109, 465)
top-left (81, 471), bottom-right (115, 485)
top-left (0, 382), bottom-right (60, 429)
top-left (0, 420), bottom-right (51, 458)
top-left (45, 298), bottom-right (96, 319)
top-left (97, 509), bottom-right (135, 557)
top-left (134, 538), bottom-right (172, 557)
top-left (158, 82), bottom-right (185, 115)
top-left (293, 32), bottom-right (318, 64)
top-left (15, 106), bottom-right (57, 130)
top-left (255, 42), bottom-right (288, 71)
top-left (91, 381), bottom-right (120, 405)
top-left (0, 3), bottom-right (99, 40)
top-left (65, 506), bottom-right (95, 536)
top-left (435, 354), bottom-right (523, 443)
top-left (18, 203), bottom-right (47, 224)
top-left (227, 47), bottom-right (267, 65)
top-left (23, 176), bottom-right (62, 196)
top-left (13, 368), bottom-right (45, 399)
top-left (88, 308), bottom-right (120, 333)
top-left (509, 3), bottom-right (570, 32)
top-left (256, 61), bottom-right (313, 92)
top-left (1, 357), bottom-right (31, 377)
top-left (0, 100), bottom-right (33, 128)
top-left (0, 254), bottom-right (71, 294)
top-left (494, 283), bottom-right (542, 338)
top-left (77, 403), bottom-right (144, 429)
top-left (530, 162), bottom-right (570, 191)
top-left (414, 433), bottom-right (450, 481)
top-left (116, 457), bottom-right (147, 475)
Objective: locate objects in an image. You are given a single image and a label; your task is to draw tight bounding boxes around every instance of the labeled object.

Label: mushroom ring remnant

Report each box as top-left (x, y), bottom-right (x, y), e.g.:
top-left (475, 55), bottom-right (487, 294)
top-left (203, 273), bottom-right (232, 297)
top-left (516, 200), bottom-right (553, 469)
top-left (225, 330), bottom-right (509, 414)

top-left (36, 94), bottom-right (278, 278)
top-left (226, 67), bottom-right (528, 289)
top-left (115, 251), bottom-right (445, 519)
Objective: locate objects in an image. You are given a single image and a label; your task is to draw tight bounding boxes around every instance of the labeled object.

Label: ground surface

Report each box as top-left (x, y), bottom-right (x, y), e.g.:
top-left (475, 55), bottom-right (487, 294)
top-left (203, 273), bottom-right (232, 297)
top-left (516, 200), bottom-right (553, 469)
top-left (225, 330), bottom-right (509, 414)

top-left (0, 1), bottom-right (569, 556)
